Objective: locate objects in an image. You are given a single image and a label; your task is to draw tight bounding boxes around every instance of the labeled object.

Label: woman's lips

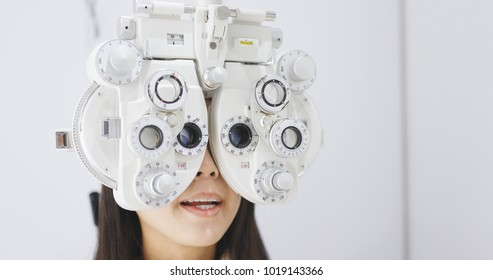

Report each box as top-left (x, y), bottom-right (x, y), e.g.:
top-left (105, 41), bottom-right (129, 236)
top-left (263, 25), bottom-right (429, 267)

top-left (180, 194), bottom-right (223, 217)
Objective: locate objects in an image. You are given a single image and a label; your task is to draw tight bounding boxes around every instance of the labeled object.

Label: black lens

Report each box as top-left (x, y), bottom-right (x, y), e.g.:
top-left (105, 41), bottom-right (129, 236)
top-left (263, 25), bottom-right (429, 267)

top-left (281, 126), bottom-right (302, 150)
top-left (229, 123), bottom-right (252, 149)
top-left (139, 125), bottom-right (163, 150)
top-left (177, 123), bottom-right (202, 149)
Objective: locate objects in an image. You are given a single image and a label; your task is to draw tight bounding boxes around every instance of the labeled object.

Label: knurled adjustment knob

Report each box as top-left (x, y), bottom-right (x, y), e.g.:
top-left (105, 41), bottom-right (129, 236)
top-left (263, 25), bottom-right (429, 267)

top-left (145, 172), bottom-right (176, 198)
top-left (261, 168), bottom-right (294, 195)
top-left (290, 55), bottom-right (316, 82)
top-left (109, 45), bottom-right (138, 75)
top-left (204, 67), bottom-right (228, 89)
top-left (95, 39), bottom-right (142, 85)
top-left (278, 50), bottom-right (316, 91)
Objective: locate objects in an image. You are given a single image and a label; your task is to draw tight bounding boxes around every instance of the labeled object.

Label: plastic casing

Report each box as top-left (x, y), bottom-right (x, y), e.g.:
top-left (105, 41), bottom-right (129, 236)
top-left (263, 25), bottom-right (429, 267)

top-left (72, 1), bottom-right (323, 209)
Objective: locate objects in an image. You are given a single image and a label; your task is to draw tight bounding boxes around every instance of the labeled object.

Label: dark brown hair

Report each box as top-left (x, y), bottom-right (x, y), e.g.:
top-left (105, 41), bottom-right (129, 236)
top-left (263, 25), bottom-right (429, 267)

top-left (94, 185), bottom-right (269, 260)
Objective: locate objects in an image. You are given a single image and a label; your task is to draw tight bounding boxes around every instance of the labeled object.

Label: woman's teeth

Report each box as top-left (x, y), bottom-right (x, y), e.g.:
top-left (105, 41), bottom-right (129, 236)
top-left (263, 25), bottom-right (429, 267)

top-left (195, 204), bottom-right (215, 210)
top-left (181, 200), bottom-right (221, 210)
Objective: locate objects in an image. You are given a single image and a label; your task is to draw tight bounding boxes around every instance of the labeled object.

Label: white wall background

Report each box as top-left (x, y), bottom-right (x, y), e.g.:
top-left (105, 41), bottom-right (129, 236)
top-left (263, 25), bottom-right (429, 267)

top-left (0, 0), bottom-right (491, 260)
top-left (405, 0), bottom-right (493, 259)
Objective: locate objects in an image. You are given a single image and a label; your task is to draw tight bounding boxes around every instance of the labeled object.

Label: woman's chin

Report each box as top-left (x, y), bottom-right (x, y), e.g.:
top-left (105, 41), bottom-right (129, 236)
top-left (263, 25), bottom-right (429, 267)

top-left (178, 225), bottom-right (226, 247)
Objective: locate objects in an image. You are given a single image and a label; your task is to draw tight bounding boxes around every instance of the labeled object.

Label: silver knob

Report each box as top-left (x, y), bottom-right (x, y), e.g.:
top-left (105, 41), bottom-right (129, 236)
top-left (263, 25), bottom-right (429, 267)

top-left (261, 168), bottom-right (294, 195)
top-left (109, 46), bottom-right (138, 75)
top-left (290, 56), bottom-right (316, 82)
top-left (147, 70), bottom-right (187, 111)
top-left (204, 67), bottom-right (228, 89)
top-left (146, 172), bottom-right (176, 198)
top-left (216, 6), bottom-right (230, 20)
top-left (278, 50), bottom-right (316, 91)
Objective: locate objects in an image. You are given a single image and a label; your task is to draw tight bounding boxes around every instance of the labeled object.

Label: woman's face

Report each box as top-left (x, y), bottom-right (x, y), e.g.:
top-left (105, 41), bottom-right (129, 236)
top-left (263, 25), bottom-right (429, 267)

top-left (136, 148), bottom-right (241, 257)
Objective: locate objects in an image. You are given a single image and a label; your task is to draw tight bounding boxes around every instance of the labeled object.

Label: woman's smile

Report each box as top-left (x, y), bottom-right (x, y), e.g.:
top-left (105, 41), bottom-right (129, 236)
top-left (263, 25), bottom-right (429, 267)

top-left (180, 192), bottom-right (224, 217)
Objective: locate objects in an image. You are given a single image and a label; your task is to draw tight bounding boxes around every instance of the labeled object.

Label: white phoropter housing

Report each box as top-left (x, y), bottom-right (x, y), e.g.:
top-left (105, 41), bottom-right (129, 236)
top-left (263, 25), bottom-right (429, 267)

top-left (56, 0), bottom-right (323, 210)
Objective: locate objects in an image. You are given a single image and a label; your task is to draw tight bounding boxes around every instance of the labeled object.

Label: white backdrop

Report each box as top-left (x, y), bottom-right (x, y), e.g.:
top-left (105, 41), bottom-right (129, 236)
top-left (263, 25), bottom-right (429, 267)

top-left (405, 0), bottom-right (493, 259)
top-left (0, 0), bottom-right (491, 260)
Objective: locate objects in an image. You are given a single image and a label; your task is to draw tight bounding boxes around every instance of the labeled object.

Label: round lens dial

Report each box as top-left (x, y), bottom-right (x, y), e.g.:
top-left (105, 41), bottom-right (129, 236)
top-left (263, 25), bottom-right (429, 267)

top-left (128, 116), bottom-right (173, 158)
top-left (270, 118), bottom-right (309, 157)
top-left (173, 116), bottom-right (208, 156)
top-left (221, 116), bottom-right (259, 156)
top-left (254, 74), bottom-right (291, 114)
top-left (229, 123), bottom-right (252, 149)
top-left (139, 125), bottom-right (164, 150)
top-left (178, 123), bottom-right (202, 148)
top-left (147, 70), bottom-right (187, 111)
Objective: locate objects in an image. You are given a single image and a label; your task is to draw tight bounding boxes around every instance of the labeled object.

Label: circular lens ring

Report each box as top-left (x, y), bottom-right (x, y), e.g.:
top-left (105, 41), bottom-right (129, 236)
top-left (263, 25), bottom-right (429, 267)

top-left (261, 79), bottom-right (288, 107)
top-left (173, 116), bottom-right (209, 156)
top-left (270, 118), bottom-right (309, 158)
top-left (128, 115), bottom-right (173, 159)
top-left (229, 123), bottom-right (253, 149)
top-left (281, 126), bottom-right (303, 150)
top-left (177, 123), bottom-right (203, 149)
top-left (147, 70), bottom-right (188, 112)
top-left (221, 116), bottom-right (259, 156)
top-left (154, 75), bottom-right (184, 104)
top-left (139, 125), bottom-right (164, 150)
top-left (255, 74), bottom-right (291, 114)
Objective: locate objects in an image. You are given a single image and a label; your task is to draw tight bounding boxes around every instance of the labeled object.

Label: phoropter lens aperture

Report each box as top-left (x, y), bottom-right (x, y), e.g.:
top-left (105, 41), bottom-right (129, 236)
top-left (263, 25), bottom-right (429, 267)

top-left (177, 123), bottom-right (203, 149)
top-left (155, 76), bottom-right (183, 104)
top-left (281, 126), bottom-right (303, 150)
top-left (261, 80), bottom-right (287, 107)
top-left (229, 123), bottom-right (252, 149)
top-left (139, 125), bottom-right (164, 150)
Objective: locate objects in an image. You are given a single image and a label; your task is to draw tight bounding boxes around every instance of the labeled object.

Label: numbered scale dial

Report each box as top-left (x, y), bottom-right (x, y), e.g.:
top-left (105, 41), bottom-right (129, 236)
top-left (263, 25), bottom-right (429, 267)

top-left (128, 115), bottom-right (173, 158)
top-left (135, 161), bottom-right (180, 207)
top-left (254, 161), bottom-right (294, 203)
top-left (278, 50), bottom-right (316, 91)
top-left (147, 70), bottom-right (188, 112)
top-left (254, 74), bottom-right (291, 114)
top-left (221, 116), bottom-right (259, 156)
top-left (270, 118), bottom-right (309, 157)
top-left (96, 39), bottom-right (143, 85)
top-left (174, 115), bottom-right (209, 156)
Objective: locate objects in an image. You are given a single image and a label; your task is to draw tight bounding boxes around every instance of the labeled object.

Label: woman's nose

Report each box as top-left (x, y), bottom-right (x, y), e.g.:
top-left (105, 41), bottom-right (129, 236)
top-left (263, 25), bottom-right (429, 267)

top-left (195, 149), bottom-right (219, 179)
